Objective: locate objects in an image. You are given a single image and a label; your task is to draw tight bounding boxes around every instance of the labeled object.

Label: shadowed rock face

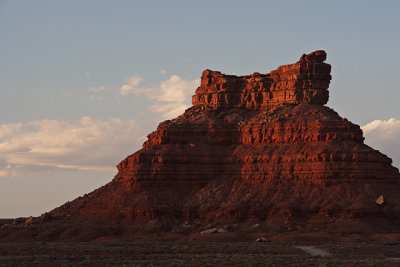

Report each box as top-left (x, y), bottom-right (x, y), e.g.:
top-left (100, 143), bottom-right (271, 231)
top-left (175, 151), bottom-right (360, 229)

top-left (2, 51), bottom-right (400, 241)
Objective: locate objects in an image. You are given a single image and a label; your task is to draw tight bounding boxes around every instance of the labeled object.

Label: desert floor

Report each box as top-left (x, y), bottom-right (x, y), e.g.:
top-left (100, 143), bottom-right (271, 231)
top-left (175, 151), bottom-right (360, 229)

top-left (1, 241), bottom-right (400, 266)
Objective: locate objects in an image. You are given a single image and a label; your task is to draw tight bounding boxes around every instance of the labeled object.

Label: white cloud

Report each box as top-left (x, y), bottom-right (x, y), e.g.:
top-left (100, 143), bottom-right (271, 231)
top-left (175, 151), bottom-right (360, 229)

top-left (150, 75), bottom-right (199, 118)
top-left (160, 69), bottom-right (166, 75)
top-left (119, 73), bottom-right (146, 96)
top-left (0, 117), bottom-right (145, 178)
top-left (148, 102), bottom-right (189, 119)
top-left (88, 86), bottom-right (108, 93)
top-left (88, 86), bottom-right (109, 102)
top-left (85, 72), bottom-right (91, 77)
top-left (362, 118), bottom-right (400, 168)
top-left (88, 86), bottom-right (113, 102)
top-left (89, 95), bottom-right (104, 102)
top-left (118, 73), bottom-right (199, 119)
top-left (89, 72), bottom-right (199, 118)
top-left (0, 164), bottom-right (16, 178)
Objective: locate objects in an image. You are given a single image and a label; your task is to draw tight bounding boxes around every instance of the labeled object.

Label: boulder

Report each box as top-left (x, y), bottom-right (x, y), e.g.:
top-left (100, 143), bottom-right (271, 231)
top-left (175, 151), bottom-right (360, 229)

top-left (376, 195), bottom-right (385, 206)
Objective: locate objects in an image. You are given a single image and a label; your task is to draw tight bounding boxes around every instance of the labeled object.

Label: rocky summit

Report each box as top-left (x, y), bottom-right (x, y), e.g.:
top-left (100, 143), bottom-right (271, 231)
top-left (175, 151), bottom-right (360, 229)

top-left (2, 51), bottom-right (400, 242)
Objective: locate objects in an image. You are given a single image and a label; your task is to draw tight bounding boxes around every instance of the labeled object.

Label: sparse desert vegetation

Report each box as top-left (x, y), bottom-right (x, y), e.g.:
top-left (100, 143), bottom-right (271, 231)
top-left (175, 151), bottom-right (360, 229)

top-left (0, 241), bottom-right (399, 266)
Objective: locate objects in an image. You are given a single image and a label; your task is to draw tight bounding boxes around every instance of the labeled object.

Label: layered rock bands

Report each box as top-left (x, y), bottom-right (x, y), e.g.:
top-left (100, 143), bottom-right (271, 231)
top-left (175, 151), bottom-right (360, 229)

top-left (2, 50), bottom-right (400, 241)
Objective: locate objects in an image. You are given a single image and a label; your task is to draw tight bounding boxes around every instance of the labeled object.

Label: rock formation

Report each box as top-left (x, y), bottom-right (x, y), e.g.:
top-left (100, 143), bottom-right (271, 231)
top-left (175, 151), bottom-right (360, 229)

top-left (2, 50), bottom-right (400, 241)
top-left (192, 50), bottom-right (330, 110)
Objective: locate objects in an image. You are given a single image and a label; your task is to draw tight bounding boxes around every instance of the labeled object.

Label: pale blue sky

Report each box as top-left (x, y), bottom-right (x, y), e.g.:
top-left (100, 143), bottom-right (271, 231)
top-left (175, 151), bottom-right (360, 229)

top-left (1, 0), bottom-right (400, 217)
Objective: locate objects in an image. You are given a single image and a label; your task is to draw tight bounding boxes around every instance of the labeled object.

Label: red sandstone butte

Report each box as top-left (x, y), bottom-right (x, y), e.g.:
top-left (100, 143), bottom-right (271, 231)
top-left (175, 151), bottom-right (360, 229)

top-left (1, 50), bottom-right (400, 242)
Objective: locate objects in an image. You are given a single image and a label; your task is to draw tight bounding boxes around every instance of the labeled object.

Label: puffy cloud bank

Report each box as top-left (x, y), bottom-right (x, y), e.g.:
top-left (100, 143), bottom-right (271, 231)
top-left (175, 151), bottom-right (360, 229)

top-left (361, 118), bottom-right (400, 167)
top-left (1, 72), bottom-right (199, 178)
top-left (88, 72), bottom-right (199, 119)
top-left (147, 75), bottom-right (200, 119)
top-left (117, 74), bottom-right (200, 119)
top-left (0, 117), bottom-right (145, 178)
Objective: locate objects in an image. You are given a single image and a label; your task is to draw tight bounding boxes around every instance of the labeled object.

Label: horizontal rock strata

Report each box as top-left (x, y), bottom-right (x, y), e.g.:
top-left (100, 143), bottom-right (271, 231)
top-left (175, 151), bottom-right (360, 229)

top-left (2, 50), bottom-right (400, 241)
top-left (192, 50), bottom-right (331, 110)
